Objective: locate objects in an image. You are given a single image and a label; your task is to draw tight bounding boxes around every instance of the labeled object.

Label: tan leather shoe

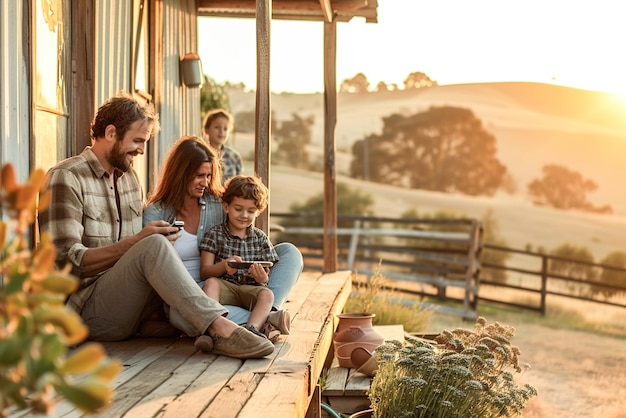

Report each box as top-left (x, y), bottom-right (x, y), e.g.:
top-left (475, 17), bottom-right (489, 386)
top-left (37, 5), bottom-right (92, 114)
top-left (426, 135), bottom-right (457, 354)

top-left (260, 322), bottom-right (281, 343)
top-left (211, 327), bottom-right (274, 359)
top-left (194, 335), bottom-right (214, 353)
top-left (267, 310), bottom-right (291, 335)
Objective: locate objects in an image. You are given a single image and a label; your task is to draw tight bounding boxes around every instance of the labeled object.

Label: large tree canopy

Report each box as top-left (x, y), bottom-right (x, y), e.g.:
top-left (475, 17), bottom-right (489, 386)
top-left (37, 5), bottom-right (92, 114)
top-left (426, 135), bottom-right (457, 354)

top-left (350, 106), bottom-right (507, 196)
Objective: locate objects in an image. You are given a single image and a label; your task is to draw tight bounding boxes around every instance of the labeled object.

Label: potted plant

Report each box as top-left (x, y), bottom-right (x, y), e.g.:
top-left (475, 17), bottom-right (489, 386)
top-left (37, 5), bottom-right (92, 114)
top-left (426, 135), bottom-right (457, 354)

top-left (368, 317), bottom-right (537, 417)
top-left (1, 163), bottom-right (120, 415)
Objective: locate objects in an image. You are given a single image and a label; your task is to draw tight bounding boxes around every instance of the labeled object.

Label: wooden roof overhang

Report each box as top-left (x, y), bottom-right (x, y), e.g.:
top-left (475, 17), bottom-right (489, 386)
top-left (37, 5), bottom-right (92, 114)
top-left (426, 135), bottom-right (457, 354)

top-left (197, 0), bottom-right (378, 23)
top-left (197, 0), bottom-right (378, 273)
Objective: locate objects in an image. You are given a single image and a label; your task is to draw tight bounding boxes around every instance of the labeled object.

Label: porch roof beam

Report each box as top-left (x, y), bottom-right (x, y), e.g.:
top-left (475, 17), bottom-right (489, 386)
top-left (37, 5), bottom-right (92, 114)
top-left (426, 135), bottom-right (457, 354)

top-left (197, 0), bottom-right (377, 23)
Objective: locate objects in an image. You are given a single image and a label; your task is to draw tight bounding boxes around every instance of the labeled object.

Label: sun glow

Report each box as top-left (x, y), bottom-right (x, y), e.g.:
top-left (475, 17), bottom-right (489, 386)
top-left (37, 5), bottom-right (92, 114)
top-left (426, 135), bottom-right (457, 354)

top-left (199, 1), bottom-right (626, 97)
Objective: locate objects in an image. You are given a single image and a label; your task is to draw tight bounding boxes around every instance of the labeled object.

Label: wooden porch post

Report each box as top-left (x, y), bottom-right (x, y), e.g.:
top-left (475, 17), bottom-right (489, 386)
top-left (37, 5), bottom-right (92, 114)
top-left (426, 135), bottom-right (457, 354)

top-left (70, 0), bottom-right (96, 155)
top-left (254, 0), bottom-right (271, 235)
top-left (323, 20), bottom-right (338, 273)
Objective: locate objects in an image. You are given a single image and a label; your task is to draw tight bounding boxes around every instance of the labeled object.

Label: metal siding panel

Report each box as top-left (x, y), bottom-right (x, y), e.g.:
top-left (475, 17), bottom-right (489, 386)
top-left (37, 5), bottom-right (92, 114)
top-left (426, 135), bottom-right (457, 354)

top-left (95, 0), bottom-right (132, 105)
top-left (0, 0), bottom-right (30, 182)
top-left (158, 0), bottom-right (201, 165)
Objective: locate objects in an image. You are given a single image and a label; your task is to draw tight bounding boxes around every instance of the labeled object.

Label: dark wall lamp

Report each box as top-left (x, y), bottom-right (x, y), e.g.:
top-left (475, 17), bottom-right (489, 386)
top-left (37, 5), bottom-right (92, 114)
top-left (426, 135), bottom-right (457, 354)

top-left (180, 53), bottom-right (203, 88)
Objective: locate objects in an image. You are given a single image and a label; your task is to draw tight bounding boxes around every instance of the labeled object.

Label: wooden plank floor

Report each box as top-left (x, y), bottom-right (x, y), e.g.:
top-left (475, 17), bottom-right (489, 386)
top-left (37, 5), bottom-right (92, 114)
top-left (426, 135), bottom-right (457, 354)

top-left (13, 271), bottom-right (353, 418)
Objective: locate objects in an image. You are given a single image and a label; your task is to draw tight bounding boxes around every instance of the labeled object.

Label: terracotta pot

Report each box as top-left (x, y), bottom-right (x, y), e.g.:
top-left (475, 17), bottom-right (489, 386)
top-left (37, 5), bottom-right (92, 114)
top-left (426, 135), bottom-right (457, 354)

top-left (349, 409), bottom-right (374, 418)
top-left (333, 313), bottom-right (384, 368)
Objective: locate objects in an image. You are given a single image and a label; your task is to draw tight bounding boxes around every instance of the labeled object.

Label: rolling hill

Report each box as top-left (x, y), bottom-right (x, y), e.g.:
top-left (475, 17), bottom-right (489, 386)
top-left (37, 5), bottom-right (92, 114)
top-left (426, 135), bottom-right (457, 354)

top-left (226, 82), bottom-right (626, 258)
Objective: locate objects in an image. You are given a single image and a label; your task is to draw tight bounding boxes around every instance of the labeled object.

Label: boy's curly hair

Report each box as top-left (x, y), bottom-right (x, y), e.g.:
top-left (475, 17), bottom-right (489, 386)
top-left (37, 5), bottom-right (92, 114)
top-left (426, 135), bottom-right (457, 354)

top-left (223, 175), bottom-right (269, 212)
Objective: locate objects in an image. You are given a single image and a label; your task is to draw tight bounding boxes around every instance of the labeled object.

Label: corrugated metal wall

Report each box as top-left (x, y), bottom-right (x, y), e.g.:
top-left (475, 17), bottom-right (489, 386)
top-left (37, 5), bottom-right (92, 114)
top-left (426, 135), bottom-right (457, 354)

top-left (92, 0), bottom-right (201, 191)
top-left (0, 0), bottom-right (31, 182)
top-left (0, 0), bottom-right (201, 192)
top-left (95, 0), bottom-right (132, 103)
top-left (158, 0), bottom-right (201, 165)
top-left (93, 0), bottom-right (201, 178)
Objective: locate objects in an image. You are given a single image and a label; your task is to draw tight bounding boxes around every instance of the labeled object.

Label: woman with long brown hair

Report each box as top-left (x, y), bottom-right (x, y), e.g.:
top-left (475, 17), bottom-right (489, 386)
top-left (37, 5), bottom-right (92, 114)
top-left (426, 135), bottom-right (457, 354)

top-left (144, 136), bottom-right (302, 340)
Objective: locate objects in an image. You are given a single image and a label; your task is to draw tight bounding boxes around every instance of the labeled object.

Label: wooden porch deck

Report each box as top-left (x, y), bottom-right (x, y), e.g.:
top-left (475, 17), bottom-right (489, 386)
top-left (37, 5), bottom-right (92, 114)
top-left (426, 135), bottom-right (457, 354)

top-left (18, 270), bottom-right (353, 418)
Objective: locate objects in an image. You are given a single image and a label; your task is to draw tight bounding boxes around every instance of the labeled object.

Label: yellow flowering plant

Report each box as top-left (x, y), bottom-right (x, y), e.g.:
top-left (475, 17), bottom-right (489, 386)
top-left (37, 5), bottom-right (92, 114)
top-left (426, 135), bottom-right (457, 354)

top-left (0, 163), bottom-right (120, 416)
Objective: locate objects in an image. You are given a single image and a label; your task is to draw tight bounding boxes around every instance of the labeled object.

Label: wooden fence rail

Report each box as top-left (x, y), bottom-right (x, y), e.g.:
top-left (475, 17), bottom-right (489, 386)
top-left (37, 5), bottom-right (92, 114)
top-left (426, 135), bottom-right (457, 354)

top-left (272, 213), bottom-right (626, 316)
top-left (272, 214), bottom-right (483, 319)
top-left (481, 243), bottom-right (626, 314)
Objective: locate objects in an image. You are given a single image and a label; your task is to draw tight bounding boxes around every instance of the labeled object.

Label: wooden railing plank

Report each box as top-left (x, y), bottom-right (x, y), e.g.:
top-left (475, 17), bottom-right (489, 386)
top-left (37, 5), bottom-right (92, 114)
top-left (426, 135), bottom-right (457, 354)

top-left (236, 270), bottom-right (353, 417)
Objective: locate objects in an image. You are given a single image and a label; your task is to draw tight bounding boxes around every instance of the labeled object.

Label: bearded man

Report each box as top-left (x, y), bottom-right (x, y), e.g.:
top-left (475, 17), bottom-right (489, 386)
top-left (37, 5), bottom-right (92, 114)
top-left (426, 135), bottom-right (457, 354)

top-left (39, 93), bottom-right (273, 359)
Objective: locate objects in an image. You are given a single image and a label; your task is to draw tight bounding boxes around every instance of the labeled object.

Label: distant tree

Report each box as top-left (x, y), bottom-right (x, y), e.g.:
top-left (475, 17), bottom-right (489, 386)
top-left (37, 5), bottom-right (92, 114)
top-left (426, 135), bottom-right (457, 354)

top-left (287, 182), bottom-right (375, 221)
top-left (480, 209), bottom-right (511, 284)
top-left (340, 73), bottom-right (370, 93)
top-left (527, 164), bottom-right (612, 213)
top-left (499, 171), bottom-right (518, 195)
top-left (222, 80), bottom-right (247, 92)
top-left (234, 110), bottom-right (256, 133)
top-left (400, 208), bottom-right (420, 219)
top-left (200, 75), bottom-right (230, 116)
top-left (350, 106), bottom-right (507, 196)
top-left (403, 71), bottom-right (438, 89)
top-left (594, 251), bottom-right (626, 299)
top-left (273, 113), bottom-right (314, 168)
top-left (374, 81), bottom-right (390, 92)
top-left (275, 182), bottom-right (375, 246)
top-left (234, 109), bottom-right (277, 133)
top-left (548, 243), bottom-right (596, 296)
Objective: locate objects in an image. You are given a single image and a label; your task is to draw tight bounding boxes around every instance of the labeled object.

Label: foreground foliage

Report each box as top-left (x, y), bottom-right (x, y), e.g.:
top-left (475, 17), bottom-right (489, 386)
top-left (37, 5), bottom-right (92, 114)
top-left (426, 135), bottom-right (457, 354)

top-left (0, 163), bottom-right (120, 416)
top-left (370, 317), bottom-right (537, 418)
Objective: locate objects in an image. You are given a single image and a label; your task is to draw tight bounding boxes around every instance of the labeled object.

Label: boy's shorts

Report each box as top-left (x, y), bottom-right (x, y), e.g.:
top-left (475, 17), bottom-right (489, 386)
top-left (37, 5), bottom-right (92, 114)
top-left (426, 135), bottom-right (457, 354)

top-left (216, 279), bottom-right (271, 310)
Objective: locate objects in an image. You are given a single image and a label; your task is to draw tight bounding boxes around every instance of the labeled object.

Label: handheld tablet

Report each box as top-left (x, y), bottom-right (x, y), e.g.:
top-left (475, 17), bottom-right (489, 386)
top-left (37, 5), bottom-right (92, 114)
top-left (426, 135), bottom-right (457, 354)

top-left (227, 260), bottom-right (274, 269)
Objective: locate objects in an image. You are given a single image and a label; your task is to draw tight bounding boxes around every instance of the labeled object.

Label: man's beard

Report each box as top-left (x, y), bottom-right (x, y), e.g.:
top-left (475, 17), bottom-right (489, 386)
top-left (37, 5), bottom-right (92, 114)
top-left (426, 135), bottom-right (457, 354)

top-left (108, 140), bottom-right (132, 172)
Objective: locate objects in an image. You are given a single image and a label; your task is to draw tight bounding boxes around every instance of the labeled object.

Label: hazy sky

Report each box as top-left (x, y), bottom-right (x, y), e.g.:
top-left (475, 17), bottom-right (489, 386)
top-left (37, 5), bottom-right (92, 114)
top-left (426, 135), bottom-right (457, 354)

top-left (198, 0), bottom-right (626, 95)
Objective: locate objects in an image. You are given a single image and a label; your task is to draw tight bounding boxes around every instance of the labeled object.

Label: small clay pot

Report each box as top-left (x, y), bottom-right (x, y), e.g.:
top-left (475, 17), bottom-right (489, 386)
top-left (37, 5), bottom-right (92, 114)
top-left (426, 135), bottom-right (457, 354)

top-left (333, 313), bottom-right (384, 368)
top-left (350, 347), bottom-right (378, 377)
top-left (349, 409), bottom-right (374, 418)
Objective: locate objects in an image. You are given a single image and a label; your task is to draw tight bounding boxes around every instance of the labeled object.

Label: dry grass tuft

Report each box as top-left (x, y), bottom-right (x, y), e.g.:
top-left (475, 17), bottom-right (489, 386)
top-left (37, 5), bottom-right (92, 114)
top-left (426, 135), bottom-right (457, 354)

top-left (344, 266), bottom-right (434, 333)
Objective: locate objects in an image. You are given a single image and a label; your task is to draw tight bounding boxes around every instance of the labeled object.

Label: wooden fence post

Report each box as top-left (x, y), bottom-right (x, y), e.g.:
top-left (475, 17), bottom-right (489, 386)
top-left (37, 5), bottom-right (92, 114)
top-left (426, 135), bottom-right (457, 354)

top-left (540, 255), bottom-right (548, 315)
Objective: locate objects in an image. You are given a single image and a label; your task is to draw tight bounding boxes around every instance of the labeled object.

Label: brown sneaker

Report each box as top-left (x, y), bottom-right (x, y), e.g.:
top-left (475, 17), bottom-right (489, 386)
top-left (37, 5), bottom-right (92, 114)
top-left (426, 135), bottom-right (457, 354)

top-left (212, 327), bottom-right (274, 359)
top-left (243, 324), bottom-right (268, 339)
top-left (194, 335), bottom-right (214, 353)
top-left (267, 310), bottom-right (291, 335)
top-left (260, 322), bottom-right (281, 343)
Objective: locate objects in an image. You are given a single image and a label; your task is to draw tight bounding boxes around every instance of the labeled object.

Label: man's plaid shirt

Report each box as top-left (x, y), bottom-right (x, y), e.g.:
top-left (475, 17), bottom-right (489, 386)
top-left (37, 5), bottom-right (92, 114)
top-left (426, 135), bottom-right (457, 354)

top-left (39, 147), bottom-right (144, 312)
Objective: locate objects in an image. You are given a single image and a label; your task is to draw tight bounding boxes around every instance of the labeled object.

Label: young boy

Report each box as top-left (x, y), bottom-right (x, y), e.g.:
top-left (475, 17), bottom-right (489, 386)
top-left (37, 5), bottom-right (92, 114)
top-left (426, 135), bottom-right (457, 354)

top-left (199, 175), bottom-right (290, 342)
